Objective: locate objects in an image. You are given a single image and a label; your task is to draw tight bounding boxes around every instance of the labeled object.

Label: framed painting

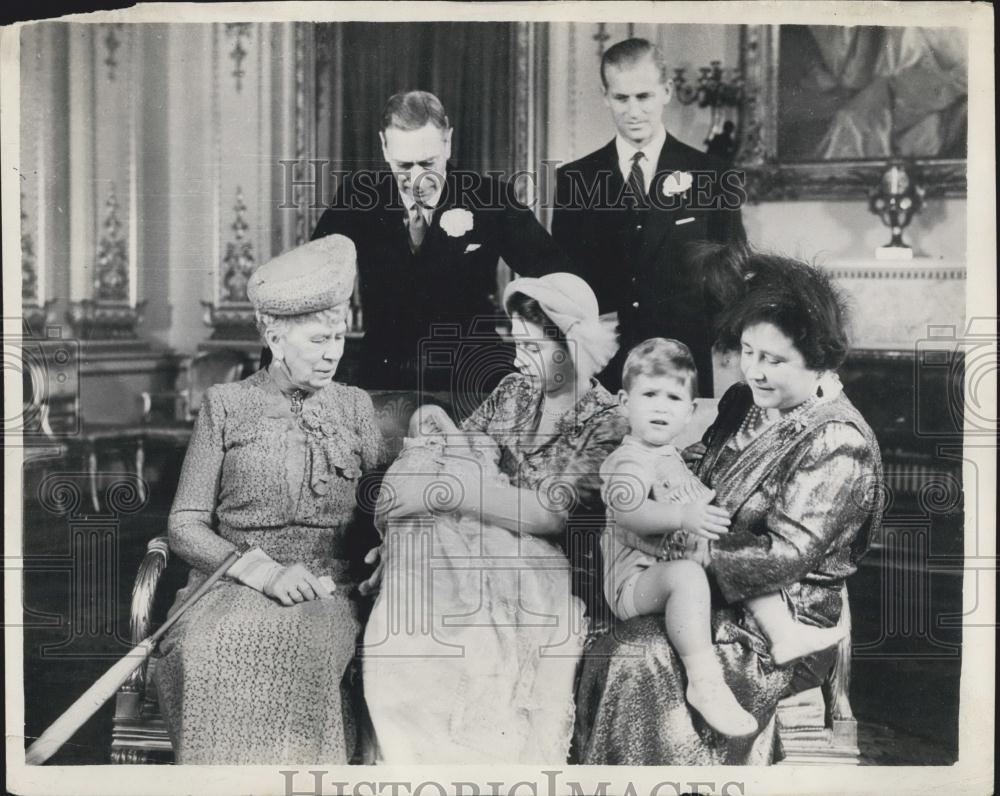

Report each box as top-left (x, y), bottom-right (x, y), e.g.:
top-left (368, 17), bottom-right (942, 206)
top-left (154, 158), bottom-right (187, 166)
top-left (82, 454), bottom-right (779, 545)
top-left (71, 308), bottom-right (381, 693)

top-left (735, 25), bottom-right (968, 201)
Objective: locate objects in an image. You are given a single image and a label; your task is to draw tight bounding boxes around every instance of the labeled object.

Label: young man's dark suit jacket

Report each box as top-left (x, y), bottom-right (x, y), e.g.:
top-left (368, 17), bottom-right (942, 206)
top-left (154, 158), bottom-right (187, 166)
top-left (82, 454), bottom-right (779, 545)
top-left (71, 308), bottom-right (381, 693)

top-left (310, 166), bottom-right (570, 398)
top-left (552, 134), bottom-right (746, 395)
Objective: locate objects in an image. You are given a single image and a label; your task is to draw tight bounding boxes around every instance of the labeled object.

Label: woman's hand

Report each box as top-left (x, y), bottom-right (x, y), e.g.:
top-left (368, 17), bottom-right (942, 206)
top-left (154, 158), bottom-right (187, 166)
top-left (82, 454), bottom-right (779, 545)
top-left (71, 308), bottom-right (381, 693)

top-left (358, 545), bottom-right (383, 597)
top-left (681, 441), bottom-right (708, 466)
top-left (679, 498), bottom-right (731, 541)
top-left (263, 562), bottom-right (333, 606)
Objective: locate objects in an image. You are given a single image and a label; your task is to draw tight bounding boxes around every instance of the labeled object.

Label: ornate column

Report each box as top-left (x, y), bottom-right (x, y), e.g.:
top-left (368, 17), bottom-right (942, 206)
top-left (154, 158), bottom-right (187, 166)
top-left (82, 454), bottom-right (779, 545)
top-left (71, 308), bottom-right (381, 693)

top-left (19, 23), bottom-right (61, 336)
top-left (64, 23), bottom-right (146, 340)
top-left (200, 22), bottom-right (315, 349)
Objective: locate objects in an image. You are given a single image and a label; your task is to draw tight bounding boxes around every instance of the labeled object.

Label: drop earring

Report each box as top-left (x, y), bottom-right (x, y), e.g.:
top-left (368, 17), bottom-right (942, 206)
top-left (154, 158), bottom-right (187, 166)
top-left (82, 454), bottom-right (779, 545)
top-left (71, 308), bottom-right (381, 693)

top-left (816, 371), bottom-right (831, 398)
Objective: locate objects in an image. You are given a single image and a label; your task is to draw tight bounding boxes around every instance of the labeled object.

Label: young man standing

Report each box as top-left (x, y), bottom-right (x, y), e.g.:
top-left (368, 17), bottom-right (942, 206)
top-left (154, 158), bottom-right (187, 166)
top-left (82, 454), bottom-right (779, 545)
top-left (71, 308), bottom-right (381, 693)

top-left (552, 38), bottom-right (746, 394)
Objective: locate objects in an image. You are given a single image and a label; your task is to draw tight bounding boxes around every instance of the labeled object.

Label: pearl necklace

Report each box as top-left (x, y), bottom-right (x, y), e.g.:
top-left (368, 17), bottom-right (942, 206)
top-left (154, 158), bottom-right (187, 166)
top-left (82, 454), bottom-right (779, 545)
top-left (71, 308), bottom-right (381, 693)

top-left (737, 395), bottom-right (818, 442)
top-left (737, 405), bottom-right (767, 439)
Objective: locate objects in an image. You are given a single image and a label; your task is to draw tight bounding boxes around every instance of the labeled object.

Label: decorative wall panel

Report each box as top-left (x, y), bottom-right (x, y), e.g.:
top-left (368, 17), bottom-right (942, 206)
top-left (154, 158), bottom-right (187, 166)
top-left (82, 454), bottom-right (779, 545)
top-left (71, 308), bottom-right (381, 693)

top-left (64, 23), bottom-right (145, 339)
top-left (202, 22), bottom-right (312, 343)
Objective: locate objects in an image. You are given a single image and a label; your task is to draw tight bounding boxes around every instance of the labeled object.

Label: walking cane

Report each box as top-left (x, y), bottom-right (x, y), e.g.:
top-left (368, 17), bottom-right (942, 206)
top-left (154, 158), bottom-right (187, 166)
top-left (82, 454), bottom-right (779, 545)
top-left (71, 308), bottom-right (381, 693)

top-left (25, 547), bottom-right (244, 765)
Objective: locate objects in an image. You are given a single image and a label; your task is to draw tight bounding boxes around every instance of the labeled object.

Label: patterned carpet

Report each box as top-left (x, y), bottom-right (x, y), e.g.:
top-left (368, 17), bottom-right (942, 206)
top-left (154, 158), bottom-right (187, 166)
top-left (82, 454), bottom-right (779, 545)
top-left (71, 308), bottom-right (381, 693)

top-left (858, 721), bottom-right (956, 765)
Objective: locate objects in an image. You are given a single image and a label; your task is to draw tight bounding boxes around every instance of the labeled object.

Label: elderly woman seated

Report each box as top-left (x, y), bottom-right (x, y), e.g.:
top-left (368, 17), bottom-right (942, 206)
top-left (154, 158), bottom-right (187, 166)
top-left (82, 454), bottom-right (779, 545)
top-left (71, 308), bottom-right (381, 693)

top-left (153, 235), bottom-right (382, 765)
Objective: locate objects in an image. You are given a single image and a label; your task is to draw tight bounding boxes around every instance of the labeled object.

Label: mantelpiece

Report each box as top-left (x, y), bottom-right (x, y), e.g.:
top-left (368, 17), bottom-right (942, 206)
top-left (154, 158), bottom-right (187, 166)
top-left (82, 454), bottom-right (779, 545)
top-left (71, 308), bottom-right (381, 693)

top-left (821, 258), bottom-right (966, 352)
top-left (712, 256), bottom-right (967, 404)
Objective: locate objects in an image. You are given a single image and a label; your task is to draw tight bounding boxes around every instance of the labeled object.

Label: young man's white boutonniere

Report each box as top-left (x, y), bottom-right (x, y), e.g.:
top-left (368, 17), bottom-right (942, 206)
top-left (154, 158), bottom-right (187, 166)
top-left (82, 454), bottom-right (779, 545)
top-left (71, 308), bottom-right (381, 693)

top-left (662, 170), bottom-right (693, 197)
top-left (440, 208), bottom-right (474, 237)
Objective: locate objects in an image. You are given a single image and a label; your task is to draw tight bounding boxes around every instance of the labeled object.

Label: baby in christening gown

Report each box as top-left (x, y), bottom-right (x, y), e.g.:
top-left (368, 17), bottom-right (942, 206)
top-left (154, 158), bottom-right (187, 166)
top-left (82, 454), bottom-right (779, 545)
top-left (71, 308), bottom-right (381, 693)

top-left (362, 405), bottom-right (583, 764)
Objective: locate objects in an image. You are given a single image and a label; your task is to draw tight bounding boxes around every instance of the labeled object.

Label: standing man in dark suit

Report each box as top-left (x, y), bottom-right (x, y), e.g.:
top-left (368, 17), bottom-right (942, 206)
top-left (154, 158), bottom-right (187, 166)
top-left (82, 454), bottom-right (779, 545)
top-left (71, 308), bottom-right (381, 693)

top-left (310, 90), bottom-right (569, 406)
top-left (552, 38), bottom-right (746, 395)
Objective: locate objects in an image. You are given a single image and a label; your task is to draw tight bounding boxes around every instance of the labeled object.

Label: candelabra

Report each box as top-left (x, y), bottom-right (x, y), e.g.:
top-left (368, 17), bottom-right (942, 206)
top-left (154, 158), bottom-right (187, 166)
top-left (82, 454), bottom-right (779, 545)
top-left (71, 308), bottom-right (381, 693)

top-left (672, 61), bottom-right (743, 109)
top-left (672, 61), bottom-right (743, 160)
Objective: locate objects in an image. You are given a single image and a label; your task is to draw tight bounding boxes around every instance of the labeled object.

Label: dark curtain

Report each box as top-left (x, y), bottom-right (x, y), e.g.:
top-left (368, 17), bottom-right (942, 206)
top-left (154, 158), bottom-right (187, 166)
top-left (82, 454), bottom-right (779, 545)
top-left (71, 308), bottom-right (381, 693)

top-left (320, 22), bottom-right (516, 175)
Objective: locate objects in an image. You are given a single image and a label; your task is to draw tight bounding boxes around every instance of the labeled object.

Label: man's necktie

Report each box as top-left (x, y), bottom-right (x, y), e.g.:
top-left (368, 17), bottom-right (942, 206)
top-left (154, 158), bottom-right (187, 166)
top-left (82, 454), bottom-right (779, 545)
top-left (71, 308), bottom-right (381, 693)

top-left (407, 204), bottom-right (427, 252)
top-left (627, 151), bottom-right (647, 208)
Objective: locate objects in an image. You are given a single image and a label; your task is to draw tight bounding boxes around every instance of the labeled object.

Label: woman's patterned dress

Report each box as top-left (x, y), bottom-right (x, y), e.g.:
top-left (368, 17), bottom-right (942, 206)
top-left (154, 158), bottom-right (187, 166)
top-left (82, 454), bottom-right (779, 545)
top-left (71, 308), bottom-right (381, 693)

top-left (573, 383), bottom-right (883, 765)
top-left (363, 373), bottom-right (627, 763)
top-left (153, 369), bottom-right (382, 764)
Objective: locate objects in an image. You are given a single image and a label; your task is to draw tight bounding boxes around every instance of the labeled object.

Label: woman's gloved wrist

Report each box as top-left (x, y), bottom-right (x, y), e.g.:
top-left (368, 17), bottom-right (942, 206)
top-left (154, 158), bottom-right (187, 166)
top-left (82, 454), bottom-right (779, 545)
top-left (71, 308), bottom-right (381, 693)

top-left (227, 546), bottom-right (285, 593)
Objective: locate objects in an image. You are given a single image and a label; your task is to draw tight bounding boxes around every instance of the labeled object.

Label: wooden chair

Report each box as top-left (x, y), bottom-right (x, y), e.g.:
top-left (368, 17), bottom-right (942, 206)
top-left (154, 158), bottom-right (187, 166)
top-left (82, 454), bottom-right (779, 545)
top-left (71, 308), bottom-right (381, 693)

top-left (110, 537), bottom-right (175, 764)
top-left (141, 349), bottom-right (250, 447)
top-left (24, 356), bottom-right (146, 514)
top-left (113, 536), bottom-right (376, 764)
top-left (775, 584), bottom-right (860, 765)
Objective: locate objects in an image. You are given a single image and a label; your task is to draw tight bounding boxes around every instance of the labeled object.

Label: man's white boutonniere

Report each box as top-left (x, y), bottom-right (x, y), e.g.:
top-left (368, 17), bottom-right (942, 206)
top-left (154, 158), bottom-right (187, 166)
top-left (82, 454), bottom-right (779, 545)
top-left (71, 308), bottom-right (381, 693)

top-left (662, 170), bottom-right (693, 197)
top-left (440, 208), bottom-right (475, 237)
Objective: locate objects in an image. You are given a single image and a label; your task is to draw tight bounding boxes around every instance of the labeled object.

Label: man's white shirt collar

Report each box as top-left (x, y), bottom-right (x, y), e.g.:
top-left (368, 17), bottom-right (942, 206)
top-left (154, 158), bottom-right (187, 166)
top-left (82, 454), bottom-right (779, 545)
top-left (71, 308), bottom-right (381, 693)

top-left (615, 125), bottom-right (667, 193)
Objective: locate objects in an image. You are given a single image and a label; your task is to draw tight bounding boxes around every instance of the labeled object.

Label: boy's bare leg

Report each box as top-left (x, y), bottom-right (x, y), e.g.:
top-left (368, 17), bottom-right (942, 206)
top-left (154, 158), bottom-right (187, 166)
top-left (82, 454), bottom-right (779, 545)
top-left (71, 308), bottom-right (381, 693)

top-left (745, 592), bottom-right (846, 666)
top-left (631, 560), bottom-right (757, 737)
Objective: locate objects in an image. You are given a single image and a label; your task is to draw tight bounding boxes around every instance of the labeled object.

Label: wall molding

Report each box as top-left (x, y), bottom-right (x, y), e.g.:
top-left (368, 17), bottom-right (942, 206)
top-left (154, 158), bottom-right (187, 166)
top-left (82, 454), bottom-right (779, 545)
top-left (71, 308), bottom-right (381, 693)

top-left (825, 259), bottom-right (967, 281)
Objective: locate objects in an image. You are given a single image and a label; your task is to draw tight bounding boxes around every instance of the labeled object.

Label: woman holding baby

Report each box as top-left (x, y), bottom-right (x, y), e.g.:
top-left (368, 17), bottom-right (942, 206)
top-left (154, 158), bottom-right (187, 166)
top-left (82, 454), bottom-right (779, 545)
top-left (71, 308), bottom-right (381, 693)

top-left (573, 243), bottom-right (884, 764)
top-left (363, 273), bottom-right (626, 764)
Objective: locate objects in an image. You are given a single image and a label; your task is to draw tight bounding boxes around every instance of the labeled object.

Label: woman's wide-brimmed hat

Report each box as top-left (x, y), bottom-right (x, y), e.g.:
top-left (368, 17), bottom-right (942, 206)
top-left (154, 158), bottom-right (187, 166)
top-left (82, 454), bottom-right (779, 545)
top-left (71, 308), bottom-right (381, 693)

top-left (247, 234), bottom-right (357, 316)
top-left (502, 272), bottom-right (619, 377)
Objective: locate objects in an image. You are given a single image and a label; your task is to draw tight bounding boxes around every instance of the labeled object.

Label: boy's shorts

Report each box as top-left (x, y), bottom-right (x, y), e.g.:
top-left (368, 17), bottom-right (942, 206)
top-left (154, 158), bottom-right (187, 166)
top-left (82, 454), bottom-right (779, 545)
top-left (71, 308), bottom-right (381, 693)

top-left (601, 528), bottom-right (657, 621)
top-left (610, 569), bottom-right (645, 620)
